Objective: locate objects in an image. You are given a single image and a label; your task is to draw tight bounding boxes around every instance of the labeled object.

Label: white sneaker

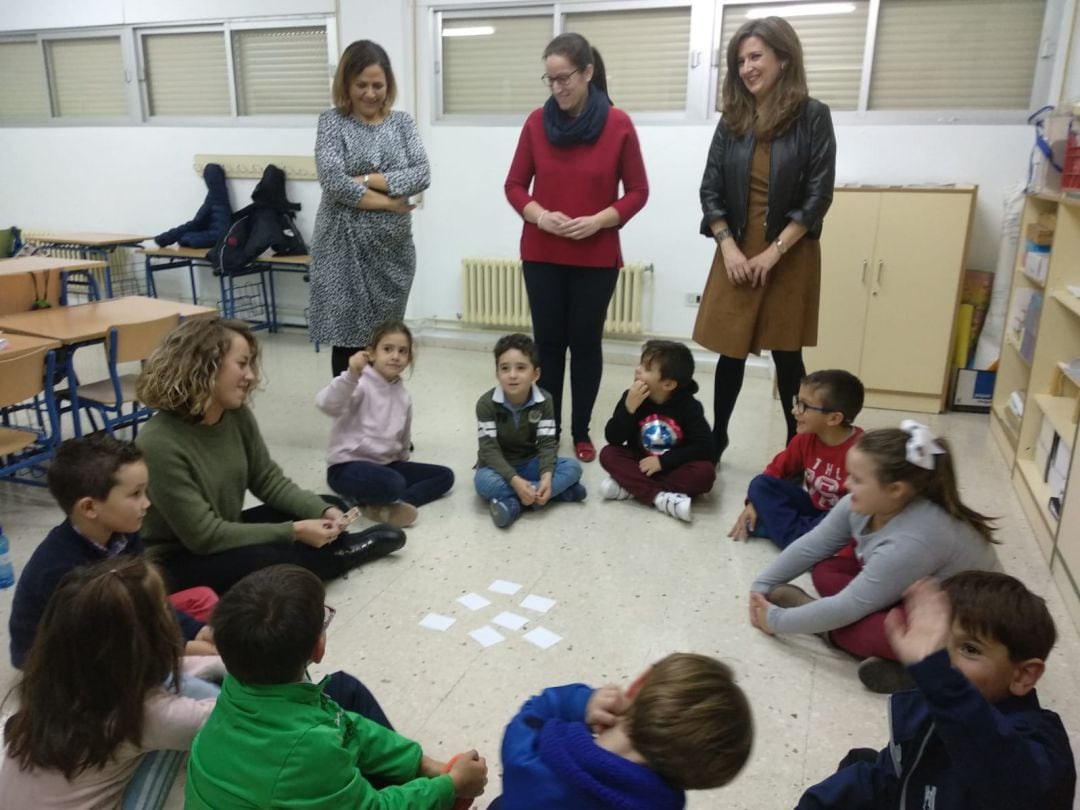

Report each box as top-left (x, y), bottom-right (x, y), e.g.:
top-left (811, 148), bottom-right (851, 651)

top-left (653, 492), bottom-right (691, 522)
top-left (599, 477), bottom-right (632, 500)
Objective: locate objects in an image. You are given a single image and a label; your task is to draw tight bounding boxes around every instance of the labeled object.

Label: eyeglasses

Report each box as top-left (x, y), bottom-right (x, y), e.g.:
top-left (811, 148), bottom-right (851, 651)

top-left (541, 69), bottom-right (580, 89)
top-left (322, 604), bottom-right (336, 631)
top-left (791, 396), bottom-right (833, 415)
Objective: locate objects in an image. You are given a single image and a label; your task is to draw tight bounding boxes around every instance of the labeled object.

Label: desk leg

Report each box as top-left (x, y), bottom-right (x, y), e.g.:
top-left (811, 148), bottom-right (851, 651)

top-left (145, 256), bottom-right (157, 298)
top-left (66, 349), bottom-right (83, 438)
top-left (189, 262), bottom-right (199, 306)
top-left (267, 268), bottom-right (279, 333)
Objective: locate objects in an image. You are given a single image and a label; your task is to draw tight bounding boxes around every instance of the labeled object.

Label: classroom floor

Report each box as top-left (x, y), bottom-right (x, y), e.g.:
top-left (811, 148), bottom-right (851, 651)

top-left (1, 332), bottom-right (1079, 809)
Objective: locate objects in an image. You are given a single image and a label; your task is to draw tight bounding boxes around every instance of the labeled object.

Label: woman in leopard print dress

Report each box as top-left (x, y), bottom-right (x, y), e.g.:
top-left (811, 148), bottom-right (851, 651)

top-left (309, 40), bottom-right (430, 376)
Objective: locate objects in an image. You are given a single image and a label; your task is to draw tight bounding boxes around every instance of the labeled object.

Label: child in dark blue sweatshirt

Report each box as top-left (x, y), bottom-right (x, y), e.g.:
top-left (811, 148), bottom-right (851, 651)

top-left (488, 652), bottom-right (753, 810)
top-left (798, 572), bottom-right (1076, 809)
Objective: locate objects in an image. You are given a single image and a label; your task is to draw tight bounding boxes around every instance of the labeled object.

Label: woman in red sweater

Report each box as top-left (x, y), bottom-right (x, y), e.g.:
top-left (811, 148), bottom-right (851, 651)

top-left (504, 33), bottom-right (649, 462)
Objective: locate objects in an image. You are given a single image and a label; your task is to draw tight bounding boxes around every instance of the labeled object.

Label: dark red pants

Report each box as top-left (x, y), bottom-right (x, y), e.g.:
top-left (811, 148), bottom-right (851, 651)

top-left (598, 445), bottom-right (716, 503)
top-left (167, 586), bottom-right (219, 623)
top-left (811, 554), bottom-right (897, 660)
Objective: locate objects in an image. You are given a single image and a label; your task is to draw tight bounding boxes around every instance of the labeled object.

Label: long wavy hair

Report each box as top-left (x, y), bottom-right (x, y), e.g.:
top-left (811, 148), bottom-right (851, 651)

top-left (3, 557), bottom-right (183, 779)
top-left (135, 317), bottom-right (259, 421)
top-left (856, 429), bottom-right (997, 543)
top-left (721, 16), bottom-right (808, 140)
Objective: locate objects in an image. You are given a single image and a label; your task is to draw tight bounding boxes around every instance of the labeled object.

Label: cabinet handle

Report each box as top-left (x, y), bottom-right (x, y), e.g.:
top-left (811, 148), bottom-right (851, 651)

top-left (876, 259), bottom-right (884, 285)
top-left (861, 259), bottom-right (868, 284)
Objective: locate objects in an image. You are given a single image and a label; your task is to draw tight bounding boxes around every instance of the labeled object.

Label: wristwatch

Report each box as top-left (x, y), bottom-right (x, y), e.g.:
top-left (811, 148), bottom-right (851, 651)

top-left (714, 227), bottom-right (733, 244)
top-left (775, 237), bottom-right (788, 255)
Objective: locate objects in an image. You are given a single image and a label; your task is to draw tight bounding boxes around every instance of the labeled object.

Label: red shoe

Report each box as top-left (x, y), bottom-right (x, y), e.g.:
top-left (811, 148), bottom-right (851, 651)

top-left (574, 440), bottom-right (596, 462)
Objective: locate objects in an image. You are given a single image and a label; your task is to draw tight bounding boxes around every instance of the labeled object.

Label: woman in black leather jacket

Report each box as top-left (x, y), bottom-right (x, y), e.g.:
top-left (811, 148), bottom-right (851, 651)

top-left (694, 16), bottom-right (836, 461)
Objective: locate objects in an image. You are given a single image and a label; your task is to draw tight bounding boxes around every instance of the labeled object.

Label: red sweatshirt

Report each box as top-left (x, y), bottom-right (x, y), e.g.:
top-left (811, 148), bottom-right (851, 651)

top-left (762, 428), bottom-right (863, 511)
top-left (504, 107), bottom-right (649, 268)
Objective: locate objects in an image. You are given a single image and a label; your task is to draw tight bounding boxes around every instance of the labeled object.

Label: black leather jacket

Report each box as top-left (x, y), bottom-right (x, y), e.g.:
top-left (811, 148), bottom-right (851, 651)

top-left (699, 97), bottom-right (836, 243)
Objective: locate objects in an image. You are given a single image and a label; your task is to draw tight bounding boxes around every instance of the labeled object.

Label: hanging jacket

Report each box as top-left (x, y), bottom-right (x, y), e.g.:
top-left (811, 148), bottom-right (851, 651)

top-left (155, 163), bottom-right (233, 248)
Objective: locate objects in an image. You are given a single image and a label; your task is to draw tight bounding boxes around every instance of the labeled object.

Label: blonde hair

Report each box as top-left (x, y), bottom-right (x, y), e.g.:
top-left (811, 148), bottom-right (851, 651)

top-left (135, 318), bottom-right (259, 421)
top-left (332, 40), bottom-right (397, 117)
top-left (722, 16), bottom-right (808, 140)
top-left (626, 653), bottom-right (753, 790)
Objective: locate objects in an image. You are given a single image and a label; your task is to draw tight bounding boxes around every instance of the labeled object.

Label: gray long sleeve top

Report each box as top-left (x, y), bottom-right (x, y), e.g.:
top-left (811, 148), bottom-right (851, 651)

top-left (751, 494), bottom-right (1001, 635)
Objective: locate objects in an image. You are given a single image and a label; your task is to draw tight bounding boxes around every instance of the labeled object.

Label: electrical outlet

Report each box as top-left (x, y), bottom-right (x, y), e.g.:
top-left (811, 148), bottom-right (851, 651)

top-left (685, 292), bottom-right (702, 306)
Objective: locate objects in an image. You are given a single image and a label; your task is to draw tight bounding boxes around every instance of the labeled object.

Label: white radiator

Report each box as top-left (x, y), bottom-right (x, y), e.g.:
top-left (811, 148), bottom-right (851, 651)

top-left (462, 258), bottom-right (651, 336)
top-left (22, 232), bottom-right (139, 297)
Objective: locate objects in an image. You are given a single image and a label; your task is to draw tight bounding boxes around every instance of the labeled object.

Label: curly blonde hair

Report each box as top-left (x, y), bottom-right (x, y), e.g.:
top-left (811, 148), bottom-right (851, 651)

top-left (135, 318), bottom-right (259, 421)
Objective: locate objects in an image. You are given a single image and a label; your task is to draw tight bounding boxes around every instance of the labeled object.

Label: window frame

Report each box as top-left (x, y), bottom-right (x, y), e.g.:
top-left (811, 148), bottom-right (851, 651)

top-left (0, 35), bottom-right (52, 123)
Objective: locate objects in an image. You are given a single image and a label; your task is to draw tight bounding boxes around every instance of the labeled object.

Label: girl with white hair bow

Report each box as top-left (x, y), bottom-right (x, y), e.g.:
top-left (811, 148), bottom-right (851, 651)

top-left (747, 420), bottom-right (1001, 694)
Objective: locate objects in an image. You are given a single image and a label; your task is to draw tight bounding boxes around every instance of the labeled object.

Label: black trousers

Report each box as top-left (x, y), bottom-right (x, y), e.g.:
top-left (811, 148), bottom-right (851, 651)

top-left (331, 346), bottom-right (363, 377)
top-left (712, 350), bottom-right (805, 459)
top-left (522, 261), bottom-right (619, 442)
top-left (325, 670), bottom-right (392, 730)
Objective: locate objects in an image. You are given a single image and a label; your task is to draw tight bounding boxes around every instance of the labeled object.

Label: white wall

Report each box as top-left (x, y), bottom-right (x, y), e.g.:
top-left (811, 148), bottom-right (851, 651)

top-left (0, 0), bottom-right (1060, 336)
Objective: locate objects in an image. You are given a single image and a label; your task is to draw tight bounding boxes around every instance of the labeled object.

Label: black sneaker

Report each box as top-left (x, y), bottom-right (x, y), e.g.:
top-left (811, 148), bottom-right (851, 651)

top-left (332, 524), bottom-right (406, 564)
top-left (766, 584), bottom-right (815, 609)
top-left (554, 482), bottom-right (587, 503)
top-left (858, 657), bottom-right (915, 694)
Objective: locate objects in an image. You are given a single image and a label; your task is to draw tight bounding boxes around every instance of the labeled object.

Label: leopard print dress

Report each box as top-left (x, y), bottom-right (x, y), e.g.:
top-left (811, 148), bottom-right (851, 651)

top-left (308, 108), bottom-right (430, 348)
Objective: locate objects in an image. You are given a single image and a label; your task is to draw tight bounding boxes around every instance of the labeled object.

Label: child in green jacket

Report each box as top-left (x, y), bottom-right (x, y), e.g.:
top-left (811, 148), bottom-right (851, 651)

top-left (185, 564), bottom-right (488, 809)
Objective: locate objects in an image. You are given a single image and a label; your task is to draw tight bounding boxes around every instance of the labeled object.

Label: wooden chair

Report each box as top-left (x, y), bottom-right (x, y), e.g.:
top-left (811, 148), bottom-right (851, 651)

top-left (0, 346), bottom-right (60, 486)
top-left (68, 314), bottom-right (180, 437)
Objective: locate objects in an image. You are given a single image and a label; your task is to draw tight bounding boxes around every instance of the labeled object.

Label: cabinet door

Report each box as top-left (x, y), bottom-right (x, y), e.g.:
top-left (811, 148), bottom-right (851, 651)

top-left (804, 191), bottom-right (880, 375)
top-left (860, 191), bottom-right (972, 394)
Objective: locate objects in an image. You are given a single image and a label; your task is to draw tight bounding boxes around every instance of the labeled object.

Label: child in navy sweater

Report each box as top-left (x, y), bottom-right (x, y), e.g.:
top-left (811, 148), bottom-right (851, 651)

top-left (599, 340), bottom-right (715, 522)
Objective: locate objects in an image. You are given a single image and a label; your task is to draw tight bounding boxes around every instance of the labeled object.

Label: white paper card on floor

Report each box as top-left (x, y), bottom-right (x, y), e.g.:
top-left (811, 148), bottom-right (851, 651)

top-left (488, 579), bottom-right (523, 596)
top-left (418, 613), bottom-right (456, 632)
top-left (491, 611), bottom-right (529, 631)
top-left (469, 626), bottom-right (506, 648)
top-left (520, 594), bottom-right (556, 613)
top-left (457, 592), bottom-right (491, 611)
top-left (523, 627), bottom-right (562, 649)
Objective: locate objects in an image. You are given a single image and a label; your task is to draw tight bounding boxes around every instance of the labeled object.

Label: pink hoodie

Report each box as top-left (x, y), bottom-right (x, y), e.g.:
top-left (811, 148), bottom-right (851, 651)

top-left (315, 365), bottom-right (412, 466)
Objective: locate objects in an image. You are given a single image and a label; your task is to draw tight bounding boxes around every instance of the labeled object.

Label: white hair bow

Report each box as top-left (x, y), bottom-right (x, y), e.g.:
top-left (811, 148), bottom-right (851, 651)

top-left (901, 420), bottom-right (945, 470)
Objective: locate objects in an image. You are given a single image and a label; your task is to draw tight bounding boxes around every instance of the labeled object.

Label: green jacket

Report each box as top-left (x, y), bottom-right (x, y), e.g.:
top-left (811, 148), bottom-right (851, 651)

top-left (185, 675), bottom-right (456, 810)
top-left (475, 385), bottom-right (557, 482)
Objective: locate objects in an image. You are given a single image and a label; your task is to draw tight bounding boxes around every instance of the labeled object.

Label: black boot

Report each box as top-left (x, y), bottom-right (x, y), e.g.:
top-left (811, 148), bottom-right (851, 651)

top-left (332, 524), bottom-right (406, 567)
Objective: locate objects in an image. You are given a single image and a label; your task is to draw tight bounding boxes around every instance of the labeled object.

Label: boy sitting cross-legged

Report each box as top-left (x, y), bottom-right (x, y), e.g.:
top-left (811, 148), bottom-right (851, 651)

top-left (730, 369), bottom-right (864, 548)
top-left (474, 333), bottom-right (585, 529)
top-left (598, 340), bottom-right (715, 522)
top-left (797, 572), bottom-right (1076, 809)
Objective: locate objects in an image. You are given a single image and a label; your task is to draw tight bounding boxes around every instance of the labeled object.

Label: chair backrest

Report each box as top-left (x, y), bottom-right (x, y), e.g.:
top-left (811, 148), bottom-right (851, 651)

top-left (0, 347), bottom-right (50, 407)
top-left (107, 314), bottom-right (181, 364)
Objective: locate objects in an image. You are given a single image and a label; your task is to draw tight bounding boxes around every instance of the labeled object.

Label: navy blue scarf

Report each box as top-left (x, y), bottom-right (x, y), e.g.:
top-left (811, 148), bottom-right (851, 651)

top-left (543, 84), bottom-right (611, 147)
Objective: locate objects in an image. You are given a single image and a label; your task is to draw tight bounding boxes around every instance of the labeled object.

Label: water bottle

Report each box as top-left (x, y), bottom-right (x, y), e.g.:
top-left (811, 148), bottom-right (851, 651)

top-left (0, 526), bottom-right (15, 589)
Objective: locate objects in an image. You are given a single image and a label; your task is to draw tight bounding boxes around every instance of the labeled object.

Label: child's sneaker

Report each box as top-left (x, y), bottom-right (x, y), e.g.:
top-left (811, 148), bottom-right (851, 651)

top-left (490, 497), bottom-right (523, 528)
top-left (554, 482), bottom-right (587, 502)
top-left (599, 477), bottom-right (632, 500)
top-left (654, 491), bottom-right (691, 522)
top-left (857, 656), bottom-right (915, 694)
top-left (361, 501), bottom-right (418, 529)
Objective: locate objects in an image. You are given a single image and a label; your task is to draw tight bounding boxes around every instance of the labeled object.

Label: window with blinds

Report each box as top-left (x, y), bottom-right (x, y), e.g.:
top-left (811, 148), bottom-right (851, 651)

top-left (717, 2), bottom-right (869, 112)
top-left (144, 32), bottom-right (231, 116)
top-left (441, 15), bottom-right (551, 115)
top-left (0, 41), bottom-right (50, 120)
top-left (232, 27), bottom-right (330, 116)
top-left (869, 0), bottom-right (1044, 109)
top-left (564, 7), bottom-right (691, 113)
top-left (46, 36), bottom-right (127, 118)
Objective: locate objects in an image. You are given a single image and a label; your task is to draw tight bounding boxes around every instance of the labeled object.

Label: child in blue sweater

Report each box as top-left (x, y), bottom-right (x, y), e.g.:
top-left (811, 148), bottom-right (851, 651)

top-left (489, 652), bottom-right (753, 809)
top-left (798, 572), bottom-right (1075, 809)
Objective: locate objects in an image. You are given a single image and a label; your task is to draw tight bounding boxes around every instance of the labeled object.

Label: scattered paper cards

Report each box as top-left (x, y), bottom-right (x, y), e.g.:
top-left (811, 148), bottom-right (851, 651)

top-left (418, 580), bottom-right (562, 651)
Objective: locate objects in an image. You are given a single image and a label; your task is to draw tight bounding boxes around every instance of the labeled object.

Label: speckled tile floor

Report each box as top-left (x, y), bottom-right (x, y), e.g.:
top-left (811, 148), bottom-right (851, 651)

top-left (1, 332), bottom-right (1078, 809)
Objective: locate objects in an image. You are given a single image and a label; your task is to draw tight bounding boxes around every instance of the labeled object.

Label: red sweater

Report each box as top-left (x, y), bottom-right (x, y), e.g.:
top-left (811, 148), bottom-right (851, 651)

top-left (505, 107), bottom-right (649, 268)
top-left (762, 428), bottom-right (863, 512)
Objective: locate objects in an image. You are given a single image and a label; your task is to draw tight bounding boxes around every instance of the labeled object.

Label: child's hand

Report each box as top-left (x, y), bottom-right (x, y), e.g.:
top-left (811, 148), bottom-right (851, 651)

top-left (448, 750), bottom-right (488, 798)
top-left (535, 472), bottom-right (553, 505)
top-left (293, 518), bottom-right (341, 547)
top-left (638, 456), bottom-right (662, 477)
top-left (728, 503), bottom-right (757, 541)
top-left (586, 685), bottom-right (629, 731)
top-left (510, 476), bottom-right (537, 506)
top-left (347, 350), bottom-right (371, 376)
top-left (884, 578), bottom-right (951, 666)
top-left (625, 380), bottom-right (650, 412)
top-left (748, 592), bottom-right (775, 635)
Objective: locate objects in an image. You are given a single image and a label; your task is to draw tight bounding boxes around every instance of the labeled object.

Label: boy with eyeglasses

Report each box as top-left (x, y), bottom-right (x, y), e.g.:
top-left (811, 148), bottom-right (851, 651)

top-left (729, 369), bottom-right (864, 549)
top-left (186, 564), bottom-right (488, 809)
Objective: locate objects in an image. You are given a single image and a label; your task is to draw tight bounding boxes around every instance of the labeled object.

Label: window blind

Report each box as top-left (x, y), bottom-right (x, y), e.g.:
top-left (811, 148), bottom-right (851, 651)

top-left (718, 2), bottom-right (869, 112)
top-left (46, 36), bottom-right (127, 118)
top-left (232, 27), bottom-right (329, 115)
top-left (144, 32), bottom-right (231, 116)
top-left (441, 15), bottom-right (551, 115)
top-left (869, 0), bottom-right (1044, 109)
top-left (565, 7), bottom-right (692, 113)
top-left (0, 41), bottom-right (50, 120)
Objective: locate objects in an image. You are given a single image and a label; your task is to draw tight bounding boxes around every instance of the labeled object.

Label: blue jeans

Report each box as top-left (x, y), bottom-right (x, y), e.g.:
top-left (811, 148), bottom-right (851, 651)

top-left (474, 456), bottom-right (582, 502)
top-left (328, 460), bottom-right (455, 507)
top-left (746, 474), bottom-right (827, 549)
